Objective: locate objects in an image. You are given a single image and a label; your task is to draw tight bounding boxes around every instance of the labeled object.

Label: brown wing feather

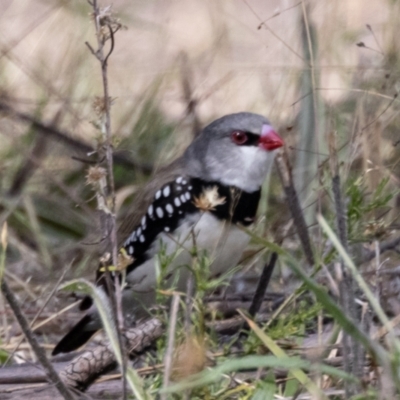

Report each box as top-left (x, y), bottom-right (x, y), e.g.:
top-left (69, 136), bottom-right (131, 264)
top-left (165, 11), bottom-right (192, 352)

top-left (117, 157), bottom-right (186, 247)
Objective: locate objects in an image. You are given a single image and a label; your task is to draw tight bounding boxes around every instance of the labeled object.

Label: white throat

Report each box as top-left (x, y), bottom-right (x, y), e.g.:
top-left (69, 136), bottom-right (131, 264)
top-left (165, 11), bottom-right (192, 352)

top-left (206, 147), bottom-right (277, 192)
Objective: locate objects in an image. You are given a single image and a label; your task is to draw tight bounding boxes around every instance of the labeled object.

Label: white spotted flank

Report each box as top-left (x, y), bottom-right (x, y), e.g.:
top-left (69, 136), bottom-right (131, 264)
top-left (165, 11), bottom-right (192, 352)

top-left (163, 185), bottom-right (171, 197)
top-left (156, 207), bottom-right (164, 218)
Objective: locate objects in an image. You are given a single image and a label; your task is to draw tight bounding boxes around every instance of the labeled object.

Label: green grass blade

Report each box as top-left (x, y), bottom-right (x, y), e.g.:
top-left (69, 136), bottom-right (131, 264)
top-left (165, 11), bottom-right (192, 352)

top-left (242, 312), bottom-right (328, 400)
top-left (317, 214), bottom-right (400, 351)
top-left (163, 354), bottom-right (356, 394)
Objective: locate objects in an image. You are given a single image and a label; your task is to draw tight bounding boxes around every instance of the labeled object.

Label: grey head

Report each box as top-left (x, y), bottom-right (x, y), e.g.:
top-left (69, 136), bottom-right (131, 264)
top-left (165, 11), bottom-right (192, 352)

top-left (183, 112), bottom-right (283, 192)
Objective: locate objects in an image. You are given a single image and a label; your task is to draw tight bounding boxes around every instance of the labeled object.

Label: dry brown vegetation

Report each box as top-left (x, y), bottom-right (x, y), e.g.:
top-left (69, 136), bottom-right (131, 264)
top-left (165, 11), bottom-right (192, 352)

top-left (1, 0), bottom-right (400, 399)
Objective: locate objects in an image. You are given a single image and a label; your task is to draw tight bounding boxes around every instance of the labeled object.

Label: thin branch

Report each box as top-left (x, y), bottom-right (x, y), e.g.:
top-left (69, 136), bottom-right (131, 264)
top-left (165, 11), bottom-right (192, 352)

top-left (366, 24), bottom-right (385, 55)
top-left (248, 252), bottom-right (278, 317)
top-left (1, 279), bottom-right (75, 400)
top-left (329, 134), bottom-right (348, 251)
top-left (84, 41), bottom-right (97, 58)
top-left (362, 235), bottom-right (400, 263)
top-left (328, 131), bottom-right (363, 394)
top-left (4, 261), bottom-right (73, 367)
top-left (88, 1), bottom-right (126, 397)
top-left (103, 25), bottom-right (115, 67)
top-left (241, 0), bottom-right (305, 62)
top-left (275, 150), bottom-right (315, 266)
top-left (0, 100), bottom-right (152, 173)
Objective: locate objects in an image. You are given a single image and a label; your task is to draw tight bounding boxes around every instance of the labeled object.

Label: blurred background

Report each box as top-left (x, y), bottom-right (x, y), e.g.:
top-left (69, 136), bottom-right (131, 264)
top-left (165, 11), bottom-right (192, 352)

top-left (0, 0), bottom-right (399, 359)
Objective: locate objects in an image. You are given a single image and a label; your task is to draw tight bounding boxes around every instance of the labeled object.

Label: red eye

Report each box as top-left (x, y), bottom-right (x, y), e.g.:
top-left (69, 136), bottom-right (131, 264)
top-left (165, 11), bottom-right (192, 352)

top-left (231, 130), bottom-right (248, 145)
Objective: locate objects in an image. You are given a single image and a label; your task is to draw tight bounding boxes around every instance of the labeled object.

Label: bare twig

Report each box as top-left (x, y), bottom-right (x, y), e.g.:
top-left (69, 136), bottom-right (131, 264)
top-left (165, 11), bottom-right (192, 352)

top-left (275, 150), bottom-right (315, 266)
top-left (4, 262), bottom-right (73, 367)
top-left (207, 313), bottom-right (271, 334)
top-left (1, 279), bottom-right (75, 400)
top-left (89, 0), bottom-right (119, 315)
top-left (328, 131), bottom-right (363, 395)
top-left (103, 25), bottom-right (115, 67)
top-left (7, 109), bottom-right (65, 197)
top-left (8, 135), bottom-right (48, 197)
top-left (366, 24), bottom-right (385, 55)
top-left (87, 1), bottom-right (126, 397)
top-left (328, 135), bottom-right (348, 250)
top-left (0, 100), bottom-right (152, 173)
top-left (248, 252), bottom-right (278, 317)
top-left (361, 235), bottom-right (400, 263)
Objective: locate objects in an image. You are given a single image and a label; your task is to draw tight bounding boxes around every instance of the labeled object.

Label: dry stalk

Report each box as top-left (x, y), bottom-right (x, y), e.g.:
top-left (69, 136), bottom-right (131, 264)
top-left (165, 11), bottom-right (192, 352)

top-left (4, 262), bottom-right (73, 366)
top-left (328, 130), bottom-right (363, 395)
top-left (0, 100), bottom-right (151, 173)
top-left (208, 313), bottom-right (271, 334)
top-left (248, 252), bottom-right (278, 318)
top-left (85, 1), bottom-right (127, 397)
top-left (361, 235), bottom-right (400, 263)
top-left (1, 279), bottom-right (75, 400)
top-left (275, 150), bottom-right (315, 266)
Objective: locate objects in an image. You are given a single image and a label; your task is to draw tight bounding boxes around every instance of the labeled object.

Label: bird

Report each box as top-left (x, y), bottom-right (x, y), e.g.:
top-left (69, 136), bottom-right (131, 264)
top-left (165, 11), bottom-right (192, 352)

top-left (52, 112), bottom-right (284, 355)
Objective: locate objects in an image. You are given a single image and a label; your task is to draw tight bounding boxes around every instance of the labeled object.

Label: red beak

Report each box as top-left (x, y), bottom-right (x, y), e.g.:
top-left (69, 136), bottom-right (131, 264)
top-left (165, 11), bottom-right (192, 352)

top-left (259, 124), bottom-right (284, 151)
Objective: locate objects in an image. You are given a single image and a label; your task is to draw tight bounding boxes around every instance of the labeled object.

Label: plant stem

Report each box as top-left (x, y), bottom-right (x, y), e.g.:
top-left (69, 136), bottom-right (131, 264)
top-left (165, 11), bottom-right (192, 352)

top-left (89, 1), bottom-right (126, 398)
top-left (1, 279), bottom-right (75, 400)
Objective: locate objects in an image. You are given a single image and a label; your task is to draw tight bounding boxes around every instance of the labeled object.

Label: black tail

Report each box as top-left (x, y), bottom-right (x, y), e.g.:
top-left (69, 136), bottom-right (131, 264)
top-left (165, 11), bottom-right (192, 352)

top-left (52, 314), bottom-right (98, 356)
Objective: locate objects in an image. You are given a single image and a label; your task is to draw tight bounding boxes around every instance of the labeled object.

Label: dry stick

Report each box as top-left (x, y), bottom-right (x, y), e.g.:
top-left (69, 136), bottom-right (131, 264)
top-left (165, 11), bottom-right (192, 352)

top-left (248, 252), bottom-right (278, 318)
top-left (275, 150), bottom-right (315, 266)
top-left (237, 254), bottom-right (279, 338)
top-left (162, 294), bottom-right (180, 400)
top-left (208, 313), bottom-right (272, 334)
top-left (86, 1), bottom-right (118, 265)
top-left (61, 318), bottom-right (164, 391)
top-left (8, 134), bottom-right (48, 197)
top-left (86, 2), bottom-right (127, 398)
top-left (3, 263), bottom-right (73, 367)
top-left (0, 100), bottom-right (152, 173)
top-left (328, 131), bottom-right (363, 395)
top-left (7, 108), bottom-right (63, 197)
top-left (362, 235), bottom-right (400, 263)
top-left (1, 279), bottom-right (75, 400)
top-left (301, 1), bottom-right (322, 232)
